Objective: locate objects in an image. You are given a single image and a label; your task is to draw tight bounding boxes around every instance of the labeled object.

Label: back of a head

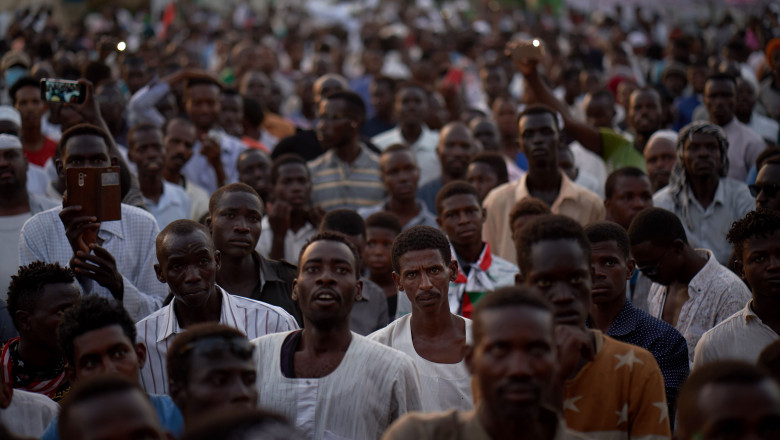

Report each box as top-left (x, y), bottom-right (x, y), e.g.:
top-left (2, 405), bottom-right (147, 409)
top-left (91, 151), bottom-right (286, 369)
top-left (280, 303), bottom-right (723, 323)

top-left (627, 207), bottom-right (688, 248)
top-left (509, 197), bottom-right (551, 226)
top-left (365, 211), bottom-right (403, 236)
top-left (391, 225), bottom-right (451, 273)
top-left (319, 209), bottom-right (366, 238)
top-left (515, 215), bottom-right (591, 275)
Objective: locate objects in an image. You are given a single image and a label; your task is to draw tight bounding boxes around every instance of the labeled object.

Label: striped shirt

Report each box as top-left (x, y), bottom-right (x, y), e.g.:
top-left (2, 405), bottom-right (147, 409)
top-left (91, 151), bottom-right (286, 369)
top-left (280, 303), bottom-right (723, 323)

top-left (253, 331), bottom-right (422, 440)
top-left (138, 286), bottom-right (298, 394)
top-left (308, 145), bottom-right (386, 211)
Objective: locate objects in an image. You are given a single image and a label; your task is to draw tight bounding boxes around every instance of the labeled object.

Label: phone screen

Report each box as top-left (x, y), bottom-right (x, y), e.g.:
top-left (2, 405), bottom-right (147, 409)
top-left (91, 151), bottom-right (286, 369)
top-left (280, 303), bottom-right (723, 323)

top-left (40, 79), bottom-right (85, 104)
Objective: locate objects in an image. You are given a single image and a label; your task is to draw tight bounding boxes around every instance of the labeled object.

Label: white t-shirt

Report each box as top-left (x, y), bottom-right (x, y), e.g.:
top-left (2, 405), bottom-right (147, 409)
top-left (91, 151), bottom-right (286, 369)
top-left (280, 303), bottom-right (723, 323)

top-left (0, 212), bottom-right (32, 301)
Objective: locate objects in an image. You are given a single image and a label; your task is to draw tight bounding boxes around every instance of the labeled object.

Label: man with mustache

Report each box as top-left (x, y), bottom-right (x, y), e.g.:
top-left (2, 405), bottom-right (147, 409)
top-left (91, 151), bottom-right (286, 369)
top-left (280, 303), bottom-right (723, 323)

top-left (643, 130), bottom-right (678, 193)
top-left (369, 225), bottom-right (473, 412)
top-left (128, 123), bottom-right (191, 229)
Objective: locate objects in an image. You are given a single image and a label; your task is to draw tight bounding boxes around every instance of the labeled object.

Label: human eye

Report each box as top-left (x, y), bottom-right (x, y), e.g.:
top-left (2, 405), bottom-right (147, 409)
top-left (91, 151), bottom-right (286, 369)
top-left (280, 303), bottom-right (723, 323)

top-left (569, 275), bottom-right (584, 284)
top-left (487, 342), bottom-right (509, 357)
top-left (405, 271), bottom-right (417, 279)
top-left (429, 267), bottom-right (441, 274)
top-left (535, 279), bottom-right (551, 288)
top-left (112, 348), bottom-right (129, 359)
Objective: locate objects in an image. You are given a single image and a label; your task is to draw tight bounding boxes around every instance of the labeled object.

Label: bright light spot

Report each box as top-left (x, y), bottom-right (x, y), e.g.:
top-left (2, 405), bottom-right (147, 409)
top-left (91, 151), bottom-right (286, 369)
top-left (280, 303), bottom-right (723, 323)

top-left (117, 41), bottom-right (126, 51)
top-left (532, 40), bottom-right (540, 47)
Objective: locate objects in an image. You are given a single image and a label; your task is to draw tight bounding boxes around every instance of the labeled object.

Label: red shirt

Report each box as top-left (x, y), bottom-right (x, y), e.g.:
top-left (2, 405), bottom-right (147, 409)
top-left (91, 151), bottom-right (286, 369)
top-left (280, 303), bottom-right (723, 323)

top-left (24, 137), bottom-right (57, 167)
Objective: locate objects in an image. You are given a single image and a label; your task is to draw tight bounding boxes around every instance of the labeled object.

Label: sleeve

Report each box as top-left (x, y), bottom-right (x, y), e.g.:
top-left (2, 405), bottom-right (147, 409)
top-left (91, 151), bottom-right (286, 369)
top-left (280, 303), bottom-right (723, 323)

top-left (122, 218), bottom-right (167, 321)
top-left (390, 357), bottom-right (423, 422)
top-left (628, 351), bottom-right (672, 439)
top-left (128, 81), bottom-right (170, 127)
top-left (121, 279), bottom-right (163, 322)
top-left (19, 217), bottom-right (50, 266)
top-left (692, 329), bottom-right (717, 370)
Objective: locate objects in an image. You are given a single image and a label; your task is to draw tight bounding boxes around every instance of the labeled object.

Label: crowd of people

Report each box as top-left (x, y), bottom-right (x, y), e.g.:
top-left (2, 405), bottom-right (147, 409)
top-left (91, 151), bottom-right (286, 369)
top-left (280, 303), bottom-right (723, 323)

top-left (1, 0), bottom-right (780, 439)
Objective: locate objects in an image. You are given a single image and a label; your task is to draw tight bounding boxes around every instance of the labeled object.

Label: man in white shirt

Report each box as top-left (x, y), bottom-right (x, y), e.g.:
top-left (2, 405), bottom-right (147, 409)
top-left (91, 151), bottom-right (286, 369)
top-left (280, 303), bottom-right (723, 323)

top-left (253, 232), bottom-right (422, 439)
top-left (19, 124), bottom-right (166, 321)
top-left (161, 117), bottom-right (209, 221)
top-left (138, 219), bottom-right (297, 394)
top-left (128, 123), bottom-right (191, 229)
top-left (369, 225), bottom-right (473, 412)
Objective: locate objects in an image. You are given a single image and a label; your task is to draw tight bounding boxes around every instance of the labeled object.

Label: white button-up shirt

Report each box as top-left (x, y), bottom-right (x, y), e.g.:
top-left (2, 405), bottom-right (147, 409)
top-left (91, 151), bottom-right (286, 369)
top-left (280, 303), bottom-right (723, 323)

top-left (19, 204), bottom-right (166, 321)
top-left (142, 181), bottom-right (192, 230)
top-left (371, 125), bottom-right (441, 186)
top-left (137, 286), bottom-right (298, 394)
top-left (255, 217), bottom-right (317, 264)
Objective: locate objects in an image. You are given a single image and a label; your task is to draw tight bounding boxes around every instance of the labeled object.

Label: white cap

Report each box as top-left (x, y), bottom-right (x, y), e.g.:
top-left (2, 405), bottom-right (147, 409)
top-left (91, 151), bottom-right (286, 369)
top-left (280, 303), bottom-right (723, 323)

top-left (0, 134), bottom-right (22, 150)
top-left (0, 105), bottom-right (21, 128)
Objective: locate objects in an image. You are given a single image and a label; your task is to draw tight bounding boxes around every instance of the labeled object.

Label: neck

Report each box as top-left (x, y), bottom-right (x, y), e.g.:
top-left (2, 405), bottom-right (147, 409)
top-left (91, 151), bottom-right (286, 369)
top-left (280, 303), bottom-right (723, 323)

top-left (173, 289), bottom-right (222, 329)
top-left (300, 321), bottom-right (353, 354)
top-left (386, 196), bottom-right (419, 215)
top-left (400, 123), bottom-right (422, 143)
top-left (216, 253), bottom-right (257, 287)
top-left (735, 110), bottom-right (751, 124)
top-left (302, 104), bottom-right (316, 120)
top-left (632, 131), bottom-right (651, 153)
top-left (479, 405), bottom-right (550, 440)
top-left (688, 174), bottom-right (719, 208)
top-left (453, 240), bottom-right (484, 265)
top-left (21, 126), bottom-right (43, 145)
top-left (526, 167), bottom-right (562, 190)
top-left (441, 171), bottom-right (464, 186)
top-left (138, 172), bottom-right (164, 201)
top-left (244, 126), bottom-right (261, 139)
top-left (677, 248), bottom-right (708, 284)
top-left (17, 338), bottom-right (60, 370)
top-left (335, 140), bottom-right (361, 163)
top-left (163, 168), bottom-right (183, 185)
top-left (752, 296), bottom-right (780, 334)
top-left (377, 112), bottom-right (394, 124)
top-left (0, 188), bottom-right (30, 215)
top-left (590, 296), bottom-right (626, 333)
top-left (409, 305), bottom-right (459, 338)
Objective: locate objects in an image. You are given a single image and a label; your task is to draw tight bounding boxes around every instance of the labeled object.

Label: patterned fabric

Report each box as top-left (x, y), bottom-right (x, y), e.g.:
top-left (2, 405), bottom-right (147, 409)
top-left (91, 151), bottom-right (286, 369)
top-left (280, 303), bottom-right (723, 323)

top-left (586, 300), bottom-right (689, 415)
top-left (448, 243), bottom-right (518, 318)
top-left (564, 331), bottom-right (671, 440)
top-left (646, 250), bottom-right (751, 364)
top-left (694, 300), bottom-right (780, 367)
top-left (307, 145), bottom-right (386, 211)
top-left (137, 286), bottom-right (298, 394)
top-left (1, 337), bottom-right (69, 401)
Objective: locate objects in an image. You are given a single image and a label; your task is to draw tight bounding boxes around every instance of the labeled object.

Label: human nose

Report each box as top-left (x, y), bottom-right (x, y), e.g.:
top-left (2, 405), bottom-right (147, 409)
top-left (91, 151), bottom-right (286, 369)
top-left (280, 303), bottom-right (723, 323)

top-left (227, 377), bottom-right (255, 404)
top-left (419, 271), bottom-right (434, 290)
top-left (548, 283), bottom-right (575, 304)
top-left (233, 216), bottom-right (249, 231)
top-left (183, 265), bottom-right (201, 283)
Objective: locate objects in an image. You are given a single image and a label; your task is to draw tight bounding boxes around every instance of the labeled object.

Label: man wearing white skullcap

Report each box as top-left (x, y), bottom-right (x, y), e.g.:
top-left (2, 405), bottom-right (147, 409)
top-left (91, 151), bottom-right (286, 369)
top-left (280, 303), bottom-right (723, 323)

top-left (0, 105), bottom-right (51, 196)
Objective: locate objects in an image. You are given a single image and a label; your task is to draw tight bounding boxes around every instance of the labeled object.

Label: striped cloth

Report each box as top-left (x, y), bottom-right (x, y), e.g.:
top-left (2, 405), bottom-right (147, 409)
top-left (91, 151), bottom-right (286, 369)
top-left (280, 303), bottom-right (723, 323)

top-left (307, 145), bottom-right (386, 211)
top-left (1, 337), bottom-right (68, 401)
top-left (137, 286), bottom-right (298, 394)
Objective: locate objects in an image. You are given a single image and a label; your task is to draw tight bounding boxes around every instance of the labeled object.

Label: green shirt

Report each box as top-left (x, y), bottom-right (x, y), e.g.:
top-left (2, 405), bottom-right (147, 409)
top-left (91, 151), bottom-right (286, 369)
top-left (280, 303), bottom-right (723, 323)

top-left (600, 128), bottom-right (647, 172)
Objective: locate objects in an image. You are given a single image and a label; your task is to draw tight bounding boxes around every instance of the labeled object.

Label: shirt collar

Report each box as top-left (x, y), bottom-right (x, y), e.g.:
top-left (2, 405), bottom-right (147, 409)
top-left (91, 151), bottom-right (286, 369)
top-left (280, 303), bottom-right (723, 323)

top-left (98, 214), bottom-right (125, 240)
top-left (605, 300), bottom-right (639, 337)
top-left (513, 172), bottom-right (579, 206)
top-left (157, 286), bottom-right (240, 342)
top-left (452, 242), bottom-right (493, 283)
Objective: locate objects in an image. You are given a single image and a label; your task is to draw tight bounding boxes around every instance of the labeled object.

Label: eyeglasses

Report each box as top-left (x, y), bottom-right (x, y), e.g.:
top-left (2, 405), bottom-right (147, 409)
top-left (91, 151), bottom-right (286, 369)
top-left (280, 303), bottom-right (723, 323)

top-left (749, 183), bottom-right (780, 198)
top-left (636, 248), bottom-right (671, 279)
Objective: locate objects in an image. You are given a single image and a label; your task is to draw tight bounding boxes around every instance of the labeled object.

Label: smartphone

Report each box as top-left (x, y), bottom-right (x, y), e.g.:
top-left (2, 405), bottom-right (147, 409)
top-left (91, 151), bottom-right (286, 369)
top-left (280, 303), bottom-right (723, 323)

top-left (510, 39), bottom-right (545, 63)
top-left (40, 78), bottom-right (86, 104)
top-left (65, 167), bottom-right (122, 222)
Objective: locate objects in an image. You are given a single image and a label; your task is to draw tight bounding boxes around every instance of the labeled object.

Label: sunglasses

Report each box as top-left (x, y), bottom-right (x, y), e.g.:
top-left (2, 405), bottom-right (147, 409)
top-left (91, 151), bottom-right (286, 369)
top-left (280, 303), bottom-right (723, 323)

top-left (749, 183), bottom-right (780, 198)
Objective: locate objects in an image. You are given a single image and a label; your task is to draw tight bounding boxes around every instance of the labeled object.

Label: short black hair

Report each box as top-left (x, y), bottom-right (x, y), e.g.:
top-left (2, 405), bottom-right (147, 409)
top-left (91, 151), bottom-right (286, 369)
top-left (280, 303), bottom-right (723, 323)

top-left (126, 122), bottom-right (161, 149)
top-left (58, 123), bottom-right (114, 158)
top-left (8, 76), bottom-right (39, 105)
top-left (242, 97), bottom-right (265, 127)
top-left (184, 76), bottom-right (223, 96)
top-left (162, 116), bottom-right (194, 136)
top-left (517, 104), bottom-right (560, 130)
top-left (585, 221), bottom-right (630, 258)
top-left (509, 197), bottom-right (551, 227)
top-left (705, 73), bottom-right (737, 88)
top-left (209, 182), bottom-right (261, 215)
top-left (7, 261), bottom-right (75, 331)
top-left (604, 167), bottom-right (648, 200)
top-left (58, 296), bottom-right (137, 366)
top-left (156, 219), bottom-right (212, 259)
top-left (365, 212), bottom-right (403, 236)
top-left (167, 323), bottom-right (251, 388)
top-left (435, 181), bottom-right (480, 215)
top-left (270, 154), bottom-right (309, 185)
top-left (323, 90), bottom-right (366, 125)
top-left (515, 215), bottom-right (591, 275)
top-left (320, 209), bottom-right (366, 238)
top-left (627, 207), bottom-right (688, 247)
top-left (471, 286), bottom-right (554, 345)
top-left (756, 147), bottom-right (780, 170)
top-left (728, 210), bottom-right (780, 265)
top-left (470, 152), bottom-right (509, 183)
top-left (298, 231), bottom-right (362, 278)
top-left (391, 225), bottom-right (451, 273)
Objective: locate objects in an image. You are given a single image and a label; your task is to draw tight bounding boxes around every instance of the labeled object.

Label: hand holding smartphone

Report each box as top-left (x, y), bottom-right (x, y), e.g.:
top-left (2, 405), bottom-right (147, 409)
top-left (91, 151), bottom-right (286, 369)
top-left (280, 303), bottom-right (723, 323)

top-left (40, 78), bottom-right (86, 104)
top-left (507, 39), bottom-right (545, 63)
top-left (65, 167), bottom-right (122, 222)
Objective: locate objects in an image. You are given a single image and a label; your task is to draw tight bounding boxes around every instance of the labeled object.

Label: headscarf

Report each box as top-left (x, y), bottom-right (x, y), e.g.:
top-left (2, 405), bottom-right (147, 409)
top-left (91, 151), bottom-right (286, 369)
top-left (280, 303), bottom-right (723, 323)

top-left (667, 121), bottom-right (730, 230)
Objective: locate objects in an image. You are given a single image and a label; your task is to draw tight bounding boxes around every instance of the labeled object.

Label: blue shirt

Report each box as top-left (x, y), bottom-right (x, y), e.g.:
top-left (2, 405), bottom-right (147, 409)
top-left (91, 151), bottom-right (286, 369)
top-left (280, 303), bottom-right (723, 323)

top-left (40, 393), bottom-right (184, 439)
top-left (586, 300), bottom-right (689, 413)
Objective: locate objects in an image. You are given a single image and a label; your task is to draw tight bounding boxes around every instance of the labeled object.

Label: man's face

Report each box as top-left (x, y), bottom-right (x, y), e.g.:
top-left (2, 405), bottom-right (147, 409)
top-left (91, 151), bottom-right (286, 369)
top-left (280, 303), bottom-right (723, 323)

top-left (690, 380), bottom-right (780, 440)
top-left (704, 79), bottom-right (736, 126)
top-left (365, 227), bottom-right (397, 277)
top-left (395, 87), bottom-right (427, 126)
top-left (239, 72), bottom-right (267, 104)
top-left (175, 341), bottom-right (258, 420)
top-left (741, 229), bottom-right (780, 302)
top-left (394, 248), bottom-right (457, 314)
top-left (644, 137), bottom-right (677, 191)
top-left (630, 240), bottom-right (677, 286)
top-left (65, 389), bottom-right (170, 440)
top-left (273, 163), bottom-right (310, 209)
top-left (468, 306), bottom-right (557, 416)
top-left (129, 129), bottom-right (165, 177)
top-left (628, 90), bottom-right (663, 135)
top-left (437, 193), bottom-right (485, 247)
top-left (494, 100), bottom-right (518, 136)
top-left (316, 99), bottom-right (355, 150)
top-left (0, 147), bottom-right (28, 191)
top-left (683, 133), bottom-right (721, 179)
top-left (523, 239), bottom-right (591, 327)
top-left (471, 120), bottom-right (501, 151)
top-left (481, 67), bottom-right (507, 100)
top-left (735, 80), bottom-right (756, 117)
top-left (155, 230), bottom-right (220, 308)
top-left (122, 64), bottom-right (148, 95)
top-left (71, 325), bottom-right (145, 382)
top-left (754, 164), bottom-right (780, 211)
top-left (209, 191), bottom-right (263, 259)
top-left (380, 149), bottom-right (419, 201)
top-left (590, 240), bottom-right (633, 307)
top-left (14, 85), bottom-right (46, 125)
top-left (26, 281), bottom-right (80, 349)
top-left (605, 175), bottom-right (653, 230)
top-left (467, 162), bottom-right (501, 202)
top-left (237, 151), bottom-right (271, 203)
top-left (293, 240), bottom-right (362, 327)
top-left (218, 94), bottom-right (243, 138)
top-left (688, 66), bottom-right (708, 94)
top-left (163, 120), bottom-right (196, 175)
top-left (662, 74), bottom-right (686, 98)
top-left (370, 81), bottom-right (394, 117)
top-left (519, 113), bottom-right (559, 169)
top-left (438, 126), bottom-right (476, 179)
top-left (185, 84), bottom-right (220, 131)
top-left (584, 95), bottom-right (614, 129)
top-left (59, 134), bottom-right (112, 178)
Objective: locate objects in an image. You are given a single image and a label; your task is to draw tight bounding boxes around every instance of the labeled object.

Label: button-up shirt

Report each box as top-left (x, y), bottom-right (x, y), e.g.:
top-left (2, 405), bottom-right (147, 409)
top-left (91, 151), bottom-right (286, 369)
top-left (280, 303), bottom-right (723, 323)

top-left (449, 243), bottom-right (518, 317)
top-left (721, 117), bottom-right (766, 182)
top-left (307, 145), bottom-right (385, 211)
top-left (138, 286), bottom-right (298, 394)
top-left (694, 300), bottom-right (780, 367)
top-left (181, 129), bottom-right (247, 195)
top-left (255, 217), bottom-right (317, 264)
top-left (482, 173), bottom-right (605, 264)
top-left (19, 204), bottom-right (166, 322)
top-left (358, 198), bottom-right (438, 230)
top-left (647, 250), bottom-right (752, 365)
top-left (142, 181), bottom-right (191, 230)
top-left (371, 125), bottom-right (440, 186)
top-left (653, 178), bottom-right (754, 264)
top-left (586, 300), bottom-right (689, 413)
top-left (251, 253), bottom-right (303, 327)
top-left (350, 278), bottom-right (389, 336)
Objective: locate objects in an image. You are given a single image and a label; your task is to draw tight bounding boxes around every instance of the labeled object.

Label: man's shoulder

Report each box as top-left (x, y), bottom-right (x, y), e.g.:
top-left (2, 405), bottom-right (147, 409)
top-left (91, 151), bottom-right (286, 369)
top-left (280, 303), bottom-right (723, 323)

top-left (489, 254), bottom-right (519, 273)
top-left (121, 203), bottom-right (160, 223)
top-left (599, 334), bottom-right (660, 373)
top-left (261, 256), bottom-right (298, 280)
top-left (371, 127), bottom-right (401, 147)
top-left (136, 304), bottom-right (171, 329)
top-left (652, 186), bottom-right (675, 207)
top-left (353, 333), bottom-right (417, 370)
top-left (482, 180), bottom-right (519, 208)
top-left (700, 304), bottom-right (748, 338)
